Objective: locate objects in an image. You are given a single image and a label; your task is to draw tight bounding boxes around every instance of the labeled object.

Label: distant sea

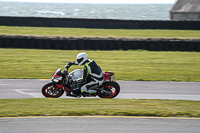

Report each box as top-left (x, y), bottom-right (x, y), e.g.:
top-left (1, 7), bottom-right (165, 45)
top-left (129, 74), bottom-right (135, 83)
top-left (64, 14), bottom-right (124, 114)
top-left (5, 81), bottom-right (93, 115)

top-left (0, 1), bottom-right (173, 20)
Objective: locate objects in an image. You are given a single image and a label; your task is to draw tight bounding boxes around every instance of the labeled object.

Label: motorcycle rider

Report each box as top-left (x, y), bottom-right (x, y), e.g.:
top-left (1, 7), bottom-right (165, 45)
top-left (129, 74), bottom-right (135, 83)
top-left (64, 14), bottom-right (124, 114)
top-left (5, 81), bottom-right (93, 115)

top-left (68, 52), bottom-right (108, 96)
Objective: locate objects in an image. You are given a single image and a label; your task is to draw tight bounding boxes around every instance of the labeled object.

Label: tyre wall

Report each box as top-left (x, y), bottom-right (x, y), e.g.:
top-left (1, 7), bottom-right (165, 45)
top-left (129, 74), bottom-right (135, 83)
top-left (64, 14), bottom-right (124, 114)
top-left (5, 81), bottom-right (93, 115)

top-left (0, 35), bottom-right (200, 51)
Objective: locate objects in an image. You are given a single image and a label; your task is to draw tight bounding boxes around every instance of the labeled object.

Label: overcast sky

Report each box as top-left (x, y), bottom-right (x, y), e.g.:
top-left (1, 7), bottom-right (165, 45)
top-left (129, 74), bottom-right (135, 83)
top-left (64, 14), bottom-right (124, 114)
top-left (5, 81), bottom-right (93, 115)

top-left (0, 0), bottom-right (177, 4)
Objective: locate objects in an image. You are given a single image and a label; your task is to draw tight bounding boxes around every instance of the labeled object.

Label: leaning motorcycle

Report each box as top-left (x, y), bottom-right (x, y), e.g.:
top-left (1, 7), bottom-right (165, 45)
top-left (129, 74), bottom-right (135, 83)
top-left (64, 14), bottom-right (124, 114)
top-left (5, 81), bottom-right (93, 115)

top-left (41, 62), bottom-right (120, 98)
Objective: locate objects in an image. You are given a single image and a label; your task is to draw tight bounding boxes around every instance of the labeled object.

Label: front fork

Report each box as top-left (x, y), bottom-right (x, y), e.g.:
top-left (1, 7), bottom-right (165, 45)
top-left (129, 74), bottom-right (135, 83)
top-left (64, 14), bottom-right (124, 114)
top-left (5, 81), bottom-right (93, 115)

top-left (55, 84), bottom-right (64, 90)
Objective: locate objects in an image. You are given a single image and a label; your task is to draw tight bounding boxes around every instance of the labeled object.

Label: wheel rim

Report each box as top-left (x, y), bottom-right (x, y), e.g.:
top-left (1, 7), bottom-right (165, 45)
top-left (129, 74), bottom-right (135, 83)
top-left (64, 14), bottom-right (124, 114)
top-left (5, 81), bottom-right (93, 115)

top-left (101, 85), bottom-right (117, 98)
top-left (44, 86), bottom-right (63, 97)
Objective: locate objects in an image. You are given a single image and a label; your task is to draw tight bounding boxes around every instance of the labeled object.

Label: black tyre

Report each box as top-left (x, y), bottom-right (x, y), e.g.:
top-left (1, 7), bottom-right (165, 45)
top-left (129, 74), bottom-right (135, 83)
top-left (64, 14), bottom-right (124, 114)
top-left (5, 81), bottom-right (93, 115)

top-left (41, 82), bottom-right (64, 98)
top-left (98, 81), bottom-right (120, 98)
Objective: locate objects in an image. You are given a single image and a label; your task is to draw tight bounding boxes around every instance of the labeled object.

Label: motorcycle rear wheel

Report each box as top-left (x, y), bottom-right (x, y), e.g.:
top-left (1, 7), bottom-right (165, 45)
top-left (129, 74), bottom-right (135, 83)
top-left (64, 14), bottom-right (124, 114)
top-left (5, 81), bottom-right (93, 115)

top-left (98, 81), bottom-right (120, 98)
top-left (42, 82), bottom-right (64, 98)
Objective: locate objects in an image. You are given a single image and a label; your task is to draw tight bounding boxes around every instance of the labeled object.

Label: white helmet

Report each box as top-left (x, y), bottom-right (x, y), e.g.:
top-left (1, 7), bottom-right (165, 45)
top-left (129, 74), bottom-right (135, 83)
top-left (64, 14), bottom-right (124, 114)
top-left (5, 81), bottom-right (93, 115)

top-left (76, 52), bottom-right (89, 66)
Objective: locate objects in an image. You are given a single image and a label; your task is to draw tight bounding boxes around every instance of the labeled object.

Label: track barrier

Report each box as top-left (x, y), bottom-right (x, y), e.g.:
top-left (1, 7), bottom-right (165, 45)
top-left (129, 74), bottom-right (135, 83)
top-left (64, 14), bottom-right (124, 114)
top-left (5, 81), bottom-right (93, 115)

top-left (0, 16), bottom-right (200, 30)
top-left (0, 35), bottom-right (199, 51)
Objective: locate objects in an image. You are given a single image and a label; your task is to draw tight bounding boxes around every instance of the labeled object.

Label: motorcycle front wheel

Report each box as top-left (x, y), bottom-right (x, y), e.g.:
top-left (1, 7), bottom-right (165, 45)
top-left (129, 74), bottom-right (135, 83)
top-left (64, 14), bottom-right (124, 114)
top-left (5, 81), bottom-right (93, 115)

top-left (42, 82), bottom-right (64, 98)
top-left (98, 81), bottom-right (120, 98)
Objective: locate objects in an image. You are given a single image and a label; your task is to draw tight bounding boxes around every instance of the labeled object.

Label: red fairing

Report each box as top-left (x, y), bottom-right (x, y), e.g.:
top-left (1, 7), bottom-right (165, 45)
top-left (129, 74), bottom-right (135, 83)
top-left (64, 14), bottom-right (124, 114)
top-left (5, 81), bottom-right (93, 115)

top-left (103, 71), bottom-right (114, 81)
top-left (64, 87), bottom-right (73, 92)
top-left (53, 72), bottom-right (62, 78)
top-left (56, 85), bottom-right (72, 92)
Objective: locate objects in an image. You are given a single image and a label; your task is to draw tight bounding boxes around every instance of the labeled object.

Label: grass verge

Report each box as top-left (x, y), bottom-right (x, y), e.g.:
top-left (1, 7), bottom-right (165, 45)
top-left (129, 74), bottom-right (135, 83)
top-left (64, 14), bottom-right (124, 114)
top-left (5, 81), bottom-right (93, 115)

top-left (1, 26), bottom-right (200, 39)
top-left (0, 99), bottom-right (200, 118)
top-left (0, 48), bottom-right (200, 81)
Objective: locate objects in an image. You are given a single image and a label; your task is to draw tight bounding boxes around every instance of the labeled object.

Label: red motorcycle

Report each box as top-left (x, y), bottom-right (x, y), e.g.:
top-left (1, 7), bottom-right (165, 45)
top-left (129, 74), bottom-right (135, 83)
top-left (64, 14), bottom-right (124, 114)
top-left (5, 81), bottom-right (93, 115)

top-left (41, 62), bottom-right (120, 98)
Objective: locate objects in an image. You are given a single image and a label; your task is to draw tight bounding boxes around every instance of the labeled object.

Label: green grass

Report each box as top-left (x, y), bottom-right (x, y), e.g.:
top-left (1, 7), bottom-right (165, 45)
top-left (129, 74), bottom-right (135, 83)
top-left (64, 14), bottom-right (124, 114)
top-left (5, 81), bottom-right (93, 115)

top-left (1, 26), bottom-right (200, 39)
top-left (0, 48), bottom-right (200, 81)
top-left (0, 99), bottom-right (200, 117)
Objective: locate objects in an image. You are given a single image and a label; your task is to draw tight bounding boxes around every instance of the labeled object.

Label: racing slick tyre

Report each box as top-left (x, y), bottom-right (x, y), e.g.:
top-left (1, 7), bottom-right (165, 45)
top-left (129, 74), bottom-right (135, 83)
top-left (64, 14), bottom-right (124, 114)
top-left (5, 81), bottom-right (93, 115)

top-left (98, 81), bottom-right (120, 98)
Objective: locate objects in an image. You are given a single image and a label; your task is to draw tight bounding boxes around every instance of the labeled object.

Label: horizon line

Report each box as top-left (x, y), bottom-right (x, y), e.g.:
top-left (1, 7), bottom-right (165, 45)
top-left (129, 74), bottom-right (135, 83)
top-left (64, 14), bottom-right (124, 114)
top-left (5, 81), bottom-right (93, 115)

top-left (0, 1), bottom-right (174, 4)
top-left (0, 0), bottom-right (174, 4)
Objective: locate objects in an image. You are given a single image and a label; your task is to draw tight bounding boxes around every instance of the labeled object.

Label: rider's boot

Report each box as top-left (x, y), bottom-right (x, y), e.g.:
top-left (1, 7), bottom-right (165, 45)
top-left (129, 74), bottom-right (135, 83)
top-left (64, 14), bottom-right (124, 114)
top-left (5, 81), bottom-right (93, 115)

top-left (66, 92), bottom-right (79, 97)
top-left (97, 89), bottom-right (111, 96)
top-left (81, 92), bottom-right (91, 97)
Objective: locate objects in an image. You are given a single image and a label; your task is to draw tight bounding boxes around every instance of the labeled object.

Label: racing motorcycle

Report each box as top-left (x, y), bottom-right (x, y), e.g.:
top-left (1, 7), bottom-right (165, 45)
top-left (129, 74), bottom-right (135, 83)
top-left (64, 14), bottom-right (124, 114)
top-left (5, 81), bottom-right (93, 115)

top-left (41, 62), bottom-right (120, 98)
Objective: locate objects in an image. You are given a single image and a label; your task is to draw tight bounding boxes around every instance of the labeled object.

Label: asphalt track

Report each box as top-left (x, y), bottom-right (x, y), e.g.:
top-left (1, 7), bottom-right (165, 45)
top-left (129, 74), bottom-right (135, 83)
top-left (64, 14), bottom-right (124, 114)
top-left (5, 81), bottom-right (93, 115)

top-left (0, 116), bottom-right (200, 133)
top-left (0, 79), bottom-right (200, 100)
top-left (1, 79), bottom-right (200, 133)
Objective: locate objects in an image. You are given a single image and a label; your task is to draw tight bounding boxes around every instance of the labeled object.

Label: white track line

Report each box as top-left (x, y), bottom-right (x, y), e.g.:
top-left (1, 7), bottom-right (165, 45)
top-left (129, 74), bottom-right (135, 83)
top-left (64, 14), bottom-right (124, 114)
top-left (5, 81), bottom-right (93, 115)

top-left (14, 89), bottom-right (44, 98)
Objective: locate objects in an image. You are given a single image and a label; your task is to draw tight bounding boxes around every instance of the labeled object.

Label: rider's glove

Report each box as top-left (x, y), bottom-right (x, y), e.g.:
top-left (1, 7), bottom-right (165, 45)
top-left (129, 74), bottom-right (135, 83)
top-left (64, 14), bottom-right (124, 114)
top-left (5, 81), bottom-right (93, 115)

top-left (68, 62), bottom-right (73, 66)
